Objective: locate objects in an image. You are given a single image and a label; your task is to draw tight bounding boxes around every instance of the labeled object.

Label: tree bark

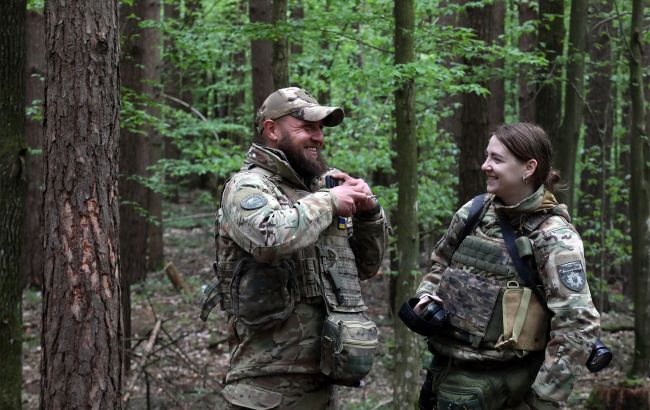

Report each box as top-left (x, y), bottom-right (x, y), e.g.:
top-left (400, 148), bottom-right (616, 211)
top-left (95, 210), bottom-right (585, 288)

top-left (458, 1), bottom-right (494, 206)
top-left (629, 0), bottom-right (650, 377)
top-left (250, 0), bottom-right (274, 112)
top-left (393, 2), bottom-right (421, 408)
top-left (579, 0), bottom-right (613, 311)
top-left (535, 0), bottom-right (564, 148)
top-left (272, 0), bottom-right (288, 89)
top-left (557, 0), bottom-right (588, 210)
top-left (488, 0), bottom-right (505, 130)
top-left (517, 0), bottom-right (537, 122)
top-left (0, 0), bottom-right (27, 407)
top-left (22, 10), bottom-right (46, 289)
top-left (41, 0), bottom-right (122, 407)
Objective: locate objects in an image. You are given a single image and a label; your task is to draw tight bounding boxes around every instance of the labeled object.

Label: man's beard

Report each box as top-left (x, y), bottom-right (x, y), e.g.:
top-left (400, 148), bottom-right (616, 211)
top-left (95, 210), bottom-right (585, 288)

top-left (277, 132), bottom-right (327, 182)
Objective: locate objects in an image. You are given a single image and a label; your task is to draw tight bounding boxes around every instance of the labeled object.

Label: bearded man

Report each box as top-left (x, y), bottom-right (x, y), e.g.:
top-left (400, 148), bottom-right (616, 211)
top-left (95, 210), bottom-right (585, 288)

top-left (201, 87), bottom-right (390, 409)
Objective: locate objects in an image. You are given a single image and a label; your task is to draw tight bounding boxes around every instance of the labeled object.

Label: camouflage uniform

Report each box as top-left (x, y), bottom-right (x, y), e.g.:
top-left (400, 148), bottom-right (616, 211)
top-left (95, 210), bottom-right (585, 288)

top-left (416, 186), bottom-right (601, 408)
top-left (210, 143), bottom-right (389, 409)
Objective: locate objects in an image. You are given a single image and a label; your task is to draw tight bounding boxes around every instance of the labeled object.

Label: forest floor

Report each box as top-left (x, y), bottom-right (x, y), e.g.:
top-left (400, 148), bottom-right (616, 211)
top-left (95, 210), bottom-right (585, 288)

top-left (21, 191), bottom-right (646, 409)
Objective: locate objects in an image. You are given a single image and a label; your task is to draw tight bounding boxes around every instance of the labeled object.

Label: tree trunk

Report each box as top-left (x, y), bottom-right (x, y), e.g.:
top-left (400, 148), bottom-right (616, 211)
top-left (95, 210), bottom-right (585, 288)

top-left (517, 0), bottom-right (537, 122)
top-left (629, 0), bottom-right (650, 377)
top-left (141, 0), bottom-right (163, 273)
top-left (488, 0), bottom-right (505, 130)
top-left (272, 0), bottom-right (288, 89)
top-left (535, 0), bottom-right (564, 149)
top-left (579, 0), bottom-right (613, 312)
top-left (393, 2), bottom-right (421, 408)
top-left (458, 1), bottom-right (494, 206)
top-left (0, 1), bottom-right (26, 407)
top-left (250, 0), bottom-right (274, 112)
top-left (22, 10), bottom-right (46, 289)
top-left (557, 0), bottom-right (587, 210)
top-left (41, 0), bottom-right (122, 407)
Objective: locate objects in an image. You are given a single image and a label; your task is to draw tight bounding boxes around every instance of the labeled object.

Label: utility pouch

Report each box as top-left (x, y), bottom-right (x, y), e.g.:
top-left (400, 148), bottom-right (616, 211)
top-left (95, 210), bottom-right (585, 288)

top-left (318, 244), bottom-right (366, 312)
top-left (199, 266), bottom-right (221, 321)
top-left (437, 370), bottom-right (507, 410)
top-left (320, 312), bottom-right (378, 386)
top-left (437, 268), bottom-right (501, 347)
top-left (229, 257), bottom-right (296, 329)
top-left (496, 282), bottom-right (548, 352)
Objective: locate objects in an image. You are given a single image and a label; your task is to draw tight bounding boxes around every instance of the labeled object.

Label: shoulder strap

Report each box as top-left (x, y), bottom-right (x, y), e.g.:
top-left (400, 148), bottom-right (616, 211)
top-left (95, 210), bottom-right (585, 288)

top-left (496, 211), bottom-right (553, 315)
top-left (454, 194), bottom-right (488, 253)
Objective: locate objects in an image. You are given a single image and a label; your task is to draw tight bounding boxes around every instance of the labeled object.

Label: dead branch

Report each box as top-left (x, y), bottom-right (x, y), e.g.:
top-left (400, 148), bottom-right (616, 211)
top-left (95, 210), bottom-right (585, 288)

top-left (123, 319), bottom-right (163, 404)
top-left (164, 261), bottom-right (190, 292)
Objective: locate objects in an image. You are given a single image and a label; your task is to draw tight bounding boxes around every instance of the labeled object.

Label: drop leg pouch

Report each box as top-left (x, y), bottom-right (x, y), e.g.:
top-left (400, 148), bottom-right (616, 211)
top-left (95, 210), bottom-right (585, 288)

top-left (437, 369), bottom-right (507, 410)
top-left (319, 312), bottom-right (378, 386)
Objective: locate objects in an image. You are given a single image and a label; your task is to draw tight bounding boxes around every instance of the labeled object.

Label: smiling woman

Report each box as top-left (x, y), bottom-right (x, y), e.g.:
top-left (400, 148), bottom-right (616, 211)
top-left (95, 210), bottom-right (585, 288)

top-left (408, 122), bottom-right (602, 410)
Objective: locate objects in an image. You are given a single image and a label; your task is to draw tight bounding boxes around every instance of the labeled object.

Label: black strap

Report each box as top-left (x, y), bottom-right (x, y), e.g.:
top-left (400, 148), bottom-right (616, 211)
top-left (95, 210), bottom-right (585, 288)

top-left (496, 211), bottom-right (553, 315)
top-left (454, 194), bottom-right (487, 253)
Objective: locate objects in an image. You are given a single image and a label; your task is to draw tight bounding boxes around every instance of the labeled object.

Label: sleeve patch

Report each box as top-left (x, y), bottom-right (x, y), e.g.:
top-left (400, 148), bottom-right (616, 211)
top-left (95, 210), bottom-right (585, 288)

top-left (558, 261), bottom-right (586, 292)
top-left (241, 195), bottom-right (268, 210)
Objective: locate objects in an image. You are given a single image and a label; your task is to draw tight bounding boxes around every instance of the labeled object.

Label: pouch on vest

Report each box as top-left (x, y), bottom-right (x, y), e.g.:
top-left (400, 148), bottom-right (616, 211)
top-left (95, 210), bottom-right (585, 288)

top-left (437, 370), bottom-right (507, 410)
top-left (437, 267), bottom-right (501, 347)
top-left (496, 282), bottom-right (548, 352)
top-left (317, 244), bottom-right (366, 312)
top-left (222, 381), bottom-right (282, 410)
top-left (229, 257), bottom-right (297, 329)
top-left (320, 312), bottom-right (378, 386)
top-left (199, 268), bottom-right (220, 321)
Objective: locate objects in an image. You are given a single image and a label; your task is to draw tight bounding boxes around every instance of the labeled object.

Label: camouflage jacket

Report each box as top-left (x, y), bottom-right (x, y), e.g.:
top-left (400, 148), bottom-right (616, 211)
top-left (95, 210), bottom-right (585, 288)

top-left (216, 144), bottom-right (389, 382)
top-left (416, 186), bottom-right (601, 405)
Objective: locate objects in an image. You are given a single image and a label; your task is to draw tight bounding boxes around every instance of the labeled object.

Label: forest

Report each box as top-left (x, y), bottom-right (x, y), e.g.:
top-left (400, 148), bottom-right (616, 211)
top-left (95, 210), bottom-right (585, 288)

top-left (0, 0), bottom-right (649, 409)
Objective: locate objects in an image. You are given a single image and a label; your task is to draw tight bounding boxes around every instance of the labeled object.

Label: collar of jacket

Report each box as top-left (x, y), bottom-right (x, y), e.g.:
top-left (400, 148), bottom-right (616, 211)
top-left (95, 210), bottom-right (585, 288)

top-left (243, 143), bottom-right (321, 191)
top-left (492, 185), bottom-right (571, 227)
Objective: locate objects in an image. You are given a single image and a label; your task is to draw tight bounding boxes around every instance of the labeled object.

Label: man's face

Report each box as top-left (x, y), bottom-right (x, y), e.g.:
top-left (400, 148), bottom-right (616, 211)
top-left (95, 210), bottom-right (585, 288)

top-left (274, 116), bottom-right (327, 181)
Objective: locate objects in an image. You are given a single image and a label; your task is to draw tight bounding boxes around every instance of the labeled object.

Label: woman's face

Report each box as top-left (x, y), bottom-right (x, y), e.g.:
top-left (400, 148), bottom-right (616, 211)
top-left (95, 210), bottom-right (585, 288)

top-left (481, 135), bottom-right (535, 205)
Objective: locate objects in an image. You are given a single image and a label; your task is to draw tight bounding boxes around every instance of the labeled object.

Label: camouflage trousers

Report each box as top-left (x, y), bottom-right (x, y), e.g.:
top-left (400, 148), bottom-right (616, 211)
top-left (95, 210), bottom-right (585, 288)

top-left (223, 374), bottom-right (339, 410)
top-left (421, 352), bottom-right (545, 410)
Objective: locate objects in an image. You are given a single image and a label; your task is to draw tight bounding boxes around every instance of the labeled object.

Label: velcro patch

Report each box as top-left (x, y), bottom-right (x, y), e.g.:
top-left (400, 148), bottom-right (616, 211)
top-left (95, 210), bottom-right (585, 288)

top-left (240, 195), bottom-right (267, 210)
top-left (558, 261), bottom-right (586, 292)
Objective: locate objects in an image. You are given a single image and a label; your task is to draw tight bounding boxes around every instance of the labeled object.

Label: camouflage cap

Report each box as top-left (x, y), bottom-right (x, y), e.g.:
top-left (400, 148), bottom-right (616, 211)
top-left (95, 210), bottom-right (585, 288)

top-left (255, 87), bottom-right (344, 133)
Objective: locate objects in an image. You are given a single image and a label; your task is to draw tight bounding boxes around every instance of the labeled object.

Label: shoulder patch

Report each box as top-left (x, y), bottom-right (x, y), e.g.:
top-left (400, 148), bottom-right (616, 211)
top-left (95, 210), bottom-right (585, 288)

top-left (240, 195), bottom-right (268, 210)
top-left (558, 261), bottom-right (586, 292)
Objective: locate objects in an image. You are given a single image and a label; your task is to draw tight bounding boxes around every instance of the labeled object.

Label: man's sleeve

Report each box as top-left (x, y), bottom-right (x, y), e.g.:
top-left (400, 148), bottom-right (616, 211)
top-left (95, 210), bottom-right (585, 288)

top-left (530, 220), bottom-right (601, 404)
top-left (221, 172), bottom-right (337, 265)
top-left (349, 207), bottom-right (390, 280)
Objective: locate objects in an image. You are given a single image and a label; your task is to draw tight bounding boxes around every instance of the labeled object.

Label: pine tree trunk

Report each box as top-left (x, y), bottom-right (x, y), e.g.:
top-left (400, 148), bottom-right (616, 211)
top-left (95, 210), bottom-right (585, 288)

top-left (250, 0), bottom-right (274, 112)
top-left (535, 0), bottom-right (564, 148)
top-left (557, 0), bottom-right (587, 210)
top-left (629, 0), bottom-right (650, 377)
top-left (0, 1), bottom-right (27, 407)
top-left (41, 0), bottom-right (122, 407)
top-left (393, 2), bottom-right (421, 408)
top-left (488, 0), bottom-right (505, 130)
top-left (22, 10), bottom-right (46, 289)
top-left (458, 1), bottom-right (494, 206)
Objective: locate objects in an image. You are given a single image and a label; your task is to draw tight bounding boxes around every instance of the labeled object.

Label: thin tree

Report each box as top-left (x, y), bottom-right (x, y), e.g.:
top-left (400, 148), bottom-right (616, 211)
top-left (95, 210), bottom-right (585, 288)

top-left (393, 1), bottom-right (421, 408)
top-left (0, 0), bottom-right (27, 407)
top-left (557, 0), bottom-right (588, 209)
top-left (517, 0), bottom-right (537, 122)
top-left (41, 0), bottom-right (122, 407)
top-left (250, 0), bottom-right (275, 111)
top-left (272, 0), bottom-right (288, 89)
top-left (629, 0), bottom-right (650, 377)
top-left (22, 9), bottom-right (46, 289)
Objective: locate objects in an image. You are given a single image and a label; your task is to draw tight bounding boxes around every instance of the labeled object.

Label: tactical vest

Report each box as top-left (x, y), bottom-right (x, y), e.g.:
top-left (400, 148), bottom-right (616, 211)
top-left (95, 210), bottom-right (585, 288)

top-left (428, 203), bottom-right (562, 361)
top-left (208, 166), bottom-right (368, 317)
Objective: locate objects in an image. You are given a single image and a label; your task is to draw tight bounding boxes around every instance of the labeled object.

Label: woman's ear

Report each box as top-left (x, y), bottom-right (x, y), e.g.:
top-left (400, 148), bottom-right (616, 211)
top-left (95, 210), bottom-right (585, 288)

top-left (525, 158), bottom-right (538, 179)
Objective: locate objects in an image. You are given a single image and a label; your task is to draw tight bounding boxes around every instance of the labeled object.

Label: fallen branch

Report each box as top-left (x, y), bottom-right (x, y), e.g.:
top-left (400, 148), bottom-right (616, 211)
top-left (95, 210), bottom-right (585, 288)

top-left (164, 261), bottom-right (190, 292)
top-left (370, 397), bottom-right (393, 410)
top-left (123, 319), bottom-right (162, 404)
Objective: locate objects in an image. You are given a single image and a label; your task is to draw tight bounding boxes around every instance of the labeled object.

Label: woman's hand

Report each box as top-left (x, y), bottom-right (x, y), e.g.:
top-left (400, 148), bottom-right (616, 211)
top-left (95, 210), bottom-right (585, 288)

top-left (413, 294), bottom-right (444, 315)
